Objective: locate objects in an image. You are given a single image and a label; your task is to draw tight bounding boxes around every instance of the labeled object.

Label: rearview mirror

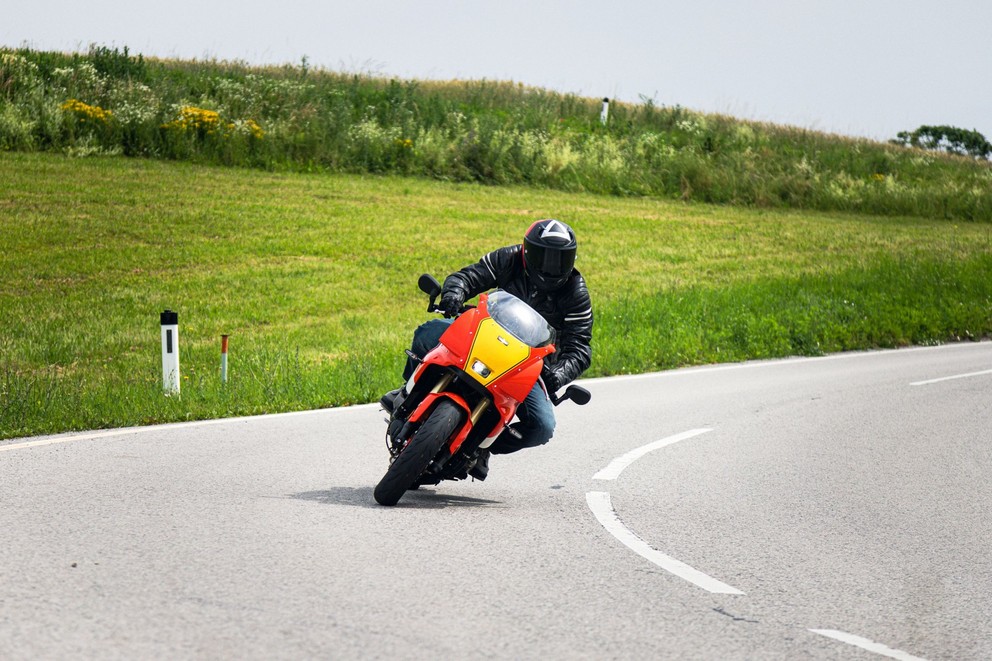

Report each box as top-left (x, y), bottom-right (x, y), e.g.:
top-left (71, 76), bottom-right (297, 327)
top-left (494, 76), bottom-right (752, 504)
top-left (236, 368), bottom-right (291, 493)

top-left (418, 273), bottom-right (442, 298)
top-left (564, 385), bottom-right (591, 406)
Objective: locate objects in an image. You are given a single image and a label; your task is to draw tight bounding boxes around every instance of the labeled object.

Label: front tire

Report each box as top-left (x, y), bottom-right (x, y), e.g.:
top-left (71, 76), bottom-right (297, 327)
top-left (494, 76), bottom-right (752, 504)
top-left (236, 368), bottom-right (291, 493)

top-left (374, 399), bottom-right (464, 506)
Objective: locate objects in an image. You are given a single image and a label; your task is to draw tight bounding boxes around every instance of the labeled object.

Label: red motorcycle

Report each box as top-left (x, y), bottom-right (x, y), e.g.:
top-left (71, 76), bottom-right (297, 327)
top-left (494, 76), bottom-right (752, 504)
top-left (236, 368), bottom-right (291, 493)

top-left (374, 274), bottom-right (591, 506)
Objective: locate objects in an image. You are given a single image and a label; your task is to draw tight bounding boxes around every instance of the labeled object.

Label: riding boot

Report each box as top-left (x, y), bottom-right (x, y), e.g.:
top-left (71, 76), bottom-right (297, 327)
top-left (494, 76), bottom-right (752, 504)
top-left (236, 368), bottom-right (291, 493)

top-left (469, 448), bottom-right (490, 481)
top-left (379, 387), bottom-right (406, 414)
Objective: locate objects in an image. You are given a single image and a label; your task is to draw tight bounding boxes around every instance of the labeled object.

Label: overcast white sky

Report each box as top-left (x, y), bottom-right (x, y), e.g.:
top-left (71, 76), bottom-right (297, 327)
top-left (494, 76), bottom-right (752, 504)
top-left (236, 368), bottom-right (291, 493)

top-left (4, 1), bottom-right (991, 142)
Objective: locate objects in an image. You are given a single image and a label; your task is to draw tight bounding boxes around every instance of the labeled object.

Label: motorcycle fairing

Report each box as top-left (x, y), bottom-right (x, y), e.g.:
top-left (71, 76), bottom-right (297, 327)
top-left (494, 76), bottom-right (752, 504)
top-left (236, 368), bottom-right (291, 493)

top-left (464, 317), bottom-right (530, 387)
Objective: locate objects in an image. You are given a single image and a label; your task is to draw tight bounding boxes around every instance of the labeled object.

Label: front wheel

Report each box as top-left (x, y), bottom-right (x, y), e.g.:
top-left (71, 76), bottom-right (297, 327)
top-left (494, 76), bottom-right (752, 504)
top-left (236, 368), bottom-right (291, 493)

top-left (374, 399), bottom-right (464, 506)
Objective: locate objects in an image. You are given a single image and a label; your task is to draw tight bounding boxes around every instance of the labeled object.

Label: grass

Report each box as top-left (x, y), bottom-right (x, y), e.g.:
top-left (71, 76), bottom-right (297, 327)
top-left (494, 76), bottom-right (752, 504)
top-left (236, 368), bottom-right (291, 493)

top-left (2, 151), bottom-right (991, 439)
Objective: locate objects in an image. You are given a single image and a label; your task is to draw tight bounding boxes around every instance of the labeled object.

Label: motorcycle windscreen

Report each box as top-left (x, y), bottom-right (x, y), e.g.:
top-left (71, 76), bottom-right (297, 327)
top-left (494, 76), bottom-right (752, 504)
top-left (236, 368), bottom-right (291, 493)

top-left (464, 317), bottom-right (531, 387)
top-left (486, 290), bottom-right (555, 347)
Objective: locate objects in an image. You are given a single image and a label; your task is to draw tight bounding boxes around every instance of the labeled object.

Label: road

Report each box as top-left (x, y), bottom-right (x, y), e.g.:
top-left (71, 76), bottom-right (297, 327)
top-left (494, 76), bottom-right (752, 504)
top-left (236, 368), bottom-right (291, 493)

top-left (2, 342), bottom-right (990, 659)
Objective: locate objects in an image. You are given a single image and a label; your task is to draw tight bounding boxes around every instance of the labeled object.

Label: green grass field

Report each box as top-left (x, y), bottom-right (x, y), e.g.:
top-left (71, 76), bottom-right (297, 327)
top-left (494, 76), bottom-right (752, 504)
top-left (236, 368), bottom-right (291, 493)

top-left (2, 151), bottom-right (991, 439)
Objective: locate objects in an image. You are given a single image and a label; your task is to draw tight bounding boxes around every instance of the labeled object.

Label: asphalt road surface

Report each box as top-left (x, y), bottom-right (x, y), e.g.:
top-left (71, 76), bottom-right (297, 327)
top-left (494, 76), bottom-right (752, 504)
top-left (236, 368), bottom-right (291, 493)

top-left (2, 342), bottom-right (990, 660)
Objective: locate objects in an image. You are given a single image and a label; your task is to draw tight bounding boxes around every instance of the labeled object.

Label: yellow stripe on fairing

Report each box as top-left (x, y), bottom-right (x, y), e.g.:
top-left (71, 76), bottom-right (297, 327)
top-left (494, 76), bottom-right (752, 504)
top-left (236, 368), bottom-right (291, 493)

top-left (465, 318), bottom-right (530, 386)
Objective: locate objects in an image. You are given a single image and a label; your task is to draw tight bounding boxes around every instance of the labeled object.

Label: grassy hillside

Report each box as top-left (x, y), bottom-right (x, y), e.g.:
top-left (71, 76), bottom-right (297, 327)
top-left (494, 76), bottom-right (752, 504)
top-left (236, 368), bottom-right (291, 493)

top-left (2, 152), bottom-right (990, 439)
top-left (2, 45), bottom-right (991, 219)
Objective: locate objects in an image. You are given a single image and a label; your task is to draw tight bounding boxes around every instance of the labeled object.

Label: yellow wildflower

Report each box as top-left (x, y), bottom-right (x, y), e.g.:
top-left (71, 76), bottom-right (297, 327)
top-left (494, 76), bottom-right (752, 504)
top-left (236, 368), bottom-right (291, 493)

top-left (162, 106), bottom-right (221, 132)
top-left (162, 107), bottom-right (264, 140)
top-left (61, 99), bottom-right (114, 124)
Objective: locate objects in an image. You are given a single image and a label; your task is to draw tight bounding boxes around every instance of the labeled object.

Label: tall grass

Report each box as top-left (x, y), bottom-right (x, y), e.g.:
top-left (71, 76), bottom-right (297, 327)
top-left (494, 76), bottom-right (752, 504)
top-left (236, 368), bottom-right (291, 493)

top-left (597, 253), bottom-right (992, 373)
top-left (2, 45), bottom-right (991, 220)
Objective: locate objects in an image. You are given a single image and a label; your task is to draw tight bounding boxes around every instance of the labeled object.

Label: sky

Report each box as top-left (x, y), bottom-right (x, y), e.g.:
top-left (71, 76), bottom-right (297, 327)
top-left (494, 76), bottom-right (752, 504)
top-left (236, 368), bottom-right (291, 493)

top-left (4, 0), bottom-right (991, 143)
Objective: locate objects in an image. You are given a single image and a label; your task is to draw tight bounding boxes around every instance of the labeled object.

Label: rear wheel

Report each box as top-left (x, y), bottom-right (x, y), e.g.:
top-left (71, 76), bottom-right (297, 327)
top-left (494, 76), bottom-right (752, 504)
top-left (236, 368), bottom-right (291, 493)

top-left (374, 399), bottom-right (464, 506)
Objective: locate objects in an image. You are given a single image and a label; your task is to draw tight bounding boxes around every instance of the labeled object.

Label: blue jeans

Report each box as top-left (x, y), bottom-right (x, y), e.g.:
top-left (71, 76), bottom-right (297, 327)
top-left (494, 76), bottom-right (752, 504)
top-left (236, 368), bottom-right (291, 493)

top-left (405, 318), bottom-right (555, 454)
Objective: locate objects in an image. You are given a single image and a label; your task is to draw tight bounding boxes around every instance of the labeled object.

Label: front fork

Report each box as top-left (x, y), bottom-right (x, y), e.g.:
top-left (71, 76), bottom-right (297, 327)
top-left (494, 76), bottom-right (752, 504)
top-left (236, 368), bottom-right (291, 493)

top-left (385, 372), bottom-right (456, 458)
top-left (385, 372), bottom-right (494, 475)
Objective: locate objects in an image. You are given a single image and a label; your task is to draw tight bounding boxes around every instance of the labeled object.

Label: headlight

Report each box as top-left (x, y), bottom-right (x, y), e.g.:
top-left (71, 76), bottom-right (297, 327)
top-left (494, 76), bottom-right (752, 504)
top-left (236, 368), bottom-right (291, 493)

top-left (471, 359), bottom-right (492, 378)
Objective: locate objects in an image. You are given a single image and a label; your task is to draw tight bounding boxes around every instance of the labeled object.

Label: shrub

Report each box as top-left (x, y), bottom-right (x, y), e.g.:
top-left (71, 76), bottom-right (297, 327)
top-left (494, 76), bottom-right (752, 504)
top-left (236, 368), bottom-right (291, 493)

top-left (894, 125), bottom-right (991, 160)
top-left (0, 103), bottom-right (35, 149)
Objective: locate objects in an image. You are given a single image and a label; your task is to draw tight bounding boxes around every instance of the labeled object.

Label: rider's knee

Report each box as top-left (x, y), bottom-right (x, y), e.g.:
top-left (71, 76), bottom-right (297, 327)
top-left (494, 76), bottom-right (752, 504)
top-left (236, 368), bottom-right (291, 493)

top-left (411, 319), bottom-right (449, 354)
top-left (531, 415), bottom-right (555, 446)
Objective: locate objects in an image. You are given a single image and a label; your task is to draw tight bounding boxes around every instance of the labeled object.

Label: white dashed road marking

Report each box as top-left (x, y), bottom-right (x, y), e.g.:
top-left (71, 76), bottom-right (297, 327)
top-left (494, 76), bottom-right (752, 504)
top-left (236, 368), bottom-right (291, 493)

top-left (810, 629), bottom-right (929, 661)
top-left (592, 428), bottom-right (713, 481)
top-left (909, 368), bottom-right (992, 386)
top-left (587, 427), bottom-right (741, 594)
top-left (586, 491), bottom-right (744, 594)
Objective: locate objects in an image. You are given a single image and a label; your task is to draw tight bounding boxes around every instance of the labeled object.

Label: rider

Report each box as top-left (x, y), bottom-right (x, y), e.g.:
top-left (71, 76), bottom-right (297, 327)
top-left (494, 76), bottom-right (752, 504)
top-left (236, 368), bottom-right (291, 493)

top-left (381, 219), bottom-right (593, 478)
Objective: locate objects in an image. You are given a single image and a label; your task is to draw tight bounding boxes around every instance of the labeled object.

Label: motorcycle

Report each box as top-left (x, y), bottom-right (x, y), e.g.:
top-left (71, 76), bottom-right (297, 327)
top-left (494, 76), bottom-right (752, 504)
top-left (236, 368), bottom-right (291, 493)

top-left (374, 274), bottom-right (591, 506)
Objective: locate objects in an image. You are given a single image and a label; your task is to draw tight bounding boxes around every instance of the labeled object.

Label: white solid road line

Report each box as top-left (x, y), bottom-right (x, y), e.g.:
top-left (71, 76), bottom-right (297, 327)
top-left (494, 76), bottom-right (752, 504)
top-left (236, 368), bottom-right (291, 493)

top-left (0, 403), bottom-right (379, 453)
top-left (810, 629), bottom-right (929, 661)
top-left (592, 428), bottom-right (713, 481)
top-left (0, 421), bottom-right (232, 452)
top-left (586, 491), bottom-right (744, 595)
top-left (580, 340), bottom-right (991, 386)
top-left (909, 368), bottom-right (992, 386)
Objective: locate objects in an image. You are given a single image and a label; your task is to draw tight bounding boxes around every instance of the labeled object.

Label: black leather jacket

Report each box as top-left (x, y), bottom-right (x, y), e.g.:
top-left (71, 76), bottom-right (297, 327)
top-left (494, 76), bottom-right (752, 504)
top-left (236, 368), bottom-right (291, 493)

top-left (441, 245), bottom-right (593, 389)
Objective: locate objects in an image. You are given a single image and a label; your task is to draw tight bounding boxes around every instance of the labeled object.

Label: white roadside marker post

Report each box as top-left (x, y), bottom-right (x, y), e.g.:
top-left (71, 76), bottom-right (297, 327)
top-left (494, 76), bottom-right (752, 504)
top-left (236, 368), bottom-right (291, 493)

top-left (161, 310), bottom-right (180, 395)
top-left (600, 97), bottom-right (610, 125)
top-left (221, 334), bottom-right (229, 384)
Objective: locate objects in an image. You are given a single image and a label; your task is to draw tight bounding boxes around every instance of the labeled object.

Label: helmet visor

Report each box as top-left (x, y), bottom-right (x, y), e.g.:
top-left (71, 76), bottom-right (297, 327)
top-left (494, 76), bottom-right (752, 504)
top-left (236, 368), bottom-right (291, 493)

top-left (526, 242), bottom-right (576, 278)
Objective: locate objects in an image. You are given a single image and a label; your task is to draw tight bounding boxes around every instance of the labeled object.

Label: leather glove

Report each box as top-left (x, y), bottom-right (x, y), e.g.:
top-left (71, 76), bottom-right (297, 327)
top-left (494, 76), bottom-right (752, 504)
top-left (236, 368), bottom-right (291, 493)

top-left (439, 291), bottom-right (465, 318)
top-left (541, 365), bottom-right (562, 393)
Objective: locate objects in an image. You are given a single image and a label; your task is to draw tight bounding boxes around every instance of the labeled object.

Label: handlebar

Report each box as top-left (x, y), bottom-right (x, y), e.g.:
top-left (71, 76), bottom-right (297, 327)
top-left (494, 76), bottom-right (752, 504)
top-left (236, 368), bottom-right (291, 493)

top-left (428, 304), bottom-right (476, 319)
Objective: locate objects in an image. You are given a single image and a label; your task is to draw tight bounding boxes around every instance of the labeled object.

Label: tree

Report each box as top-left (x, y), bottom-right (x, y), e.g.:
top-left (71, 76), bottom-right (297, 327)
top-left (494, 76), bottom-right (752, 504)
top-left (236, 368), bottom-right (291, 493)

top-left (893, 125), bottom-right (992, 160)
